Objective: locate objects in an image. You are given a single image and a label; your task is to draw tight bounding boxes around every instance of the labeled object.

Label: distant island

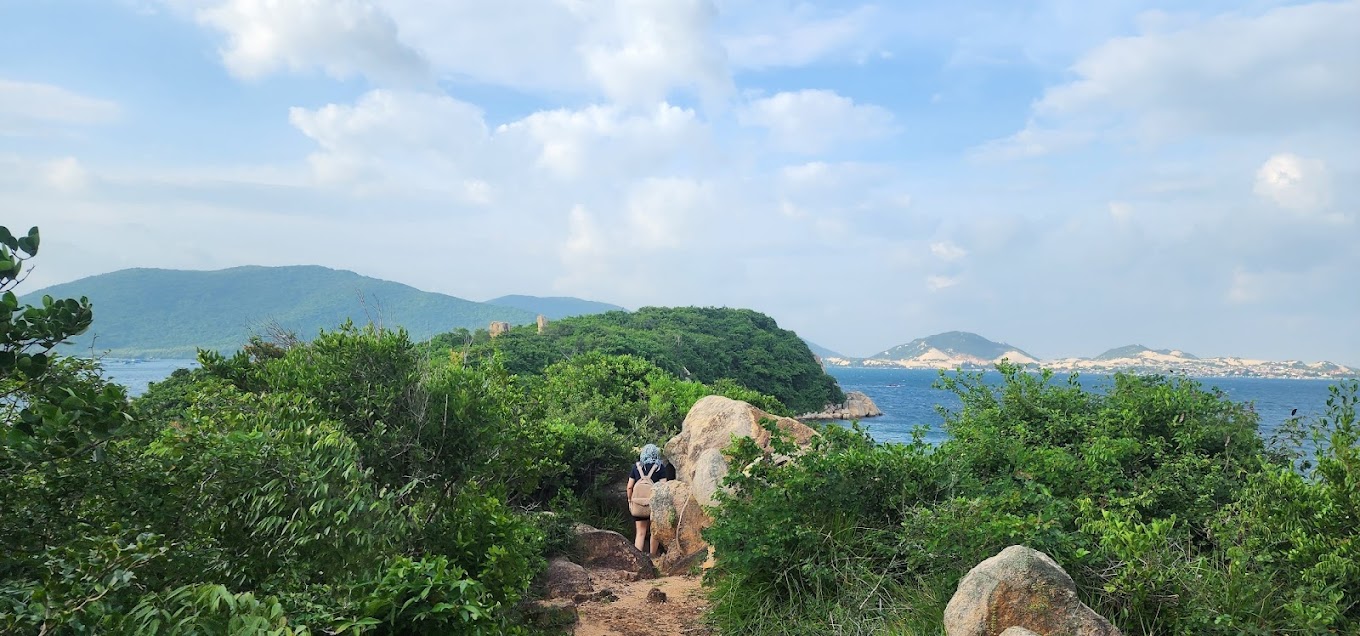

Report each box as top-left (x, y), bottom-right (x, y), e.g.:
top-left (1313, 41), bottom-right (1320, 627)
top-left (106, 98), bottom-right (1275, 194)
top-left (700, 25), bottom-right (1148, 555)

top-left (822, 331), bottom-right (1356, 380)
top-left (20, 266), bottom-right (621, 358)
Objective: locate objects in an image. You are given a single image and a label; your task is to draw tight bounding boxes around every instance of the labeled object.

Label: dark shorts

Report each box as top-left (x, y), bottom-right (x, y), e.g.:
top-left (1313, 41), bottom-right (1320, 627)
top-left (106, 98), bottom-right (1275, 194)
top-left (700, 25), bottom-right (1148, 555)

top-left (633, 516), bottom-right (650, 522)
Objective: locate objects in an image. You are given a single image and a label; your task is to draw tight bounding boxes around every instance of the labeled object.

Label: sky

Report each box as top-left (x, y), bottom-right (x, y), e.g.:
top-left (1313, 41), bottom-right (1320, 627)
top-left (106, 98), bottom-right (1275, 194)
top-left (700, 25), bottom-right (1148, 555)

top-left (2, 0), bottom-right (1357, 363)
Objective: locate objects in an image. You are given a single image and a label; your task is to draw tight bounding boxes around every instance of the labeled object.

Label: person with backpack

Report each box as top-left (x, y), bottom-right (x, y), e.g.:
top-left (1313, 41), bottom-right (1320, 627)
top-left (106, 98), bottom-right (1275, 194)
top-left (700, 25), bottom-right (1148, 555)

top-left (626, 443), bottom-right (675, 555)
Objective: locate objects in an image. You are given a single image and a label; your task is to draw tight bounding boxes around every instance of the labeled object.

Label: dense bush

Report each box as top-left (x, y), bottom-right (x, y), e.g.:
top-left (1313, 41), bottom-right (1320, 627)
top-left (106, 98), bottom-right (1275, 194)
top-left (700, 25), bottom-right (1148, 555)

top-left (3, 318), bottom-right (548, 632)
top-left (521, 352), bottom-right (784, 444)
top-left (705, 365), bottom-right (1360, 635)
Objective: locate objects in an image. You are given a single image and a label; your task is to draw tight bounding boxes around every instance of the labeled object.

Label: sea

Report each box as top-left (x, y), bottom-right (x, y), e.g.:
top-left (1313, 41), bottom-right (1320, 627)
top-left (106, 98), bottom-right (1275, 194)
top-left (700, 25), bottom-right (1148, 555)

top-left (826, 367), bottom-right (1343, 447)
top-left (100, 359), bottom-right (1347, 449)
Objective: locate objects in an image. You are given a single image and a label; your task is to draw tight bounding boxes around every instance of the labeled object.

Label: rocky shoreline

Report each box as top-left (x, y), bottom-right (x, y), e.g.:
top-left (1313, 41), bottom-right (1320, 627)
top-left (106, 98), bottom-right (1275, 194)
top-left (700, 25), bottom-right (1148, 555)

top-left (797, 390), bottom-right (883, 421)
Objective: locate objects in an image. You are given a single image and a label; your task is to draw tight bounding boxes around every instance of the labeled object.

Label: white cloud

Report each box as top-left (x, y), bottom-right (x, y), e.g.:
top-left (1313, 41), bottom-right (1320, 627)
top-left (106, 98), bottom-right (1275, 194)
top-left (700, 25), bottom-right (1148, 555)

top-left (624, 177), bottom-right (713, 249)
top-left (1226, 267), bottom-right (1287, 305)
top-left (721, 3), bottom-right (879, 69)
top-left (42, 157), bottom-right (90, 192)
top-left (1109, 201), bottom-right (1133, 225)
top-left (984, 1), bottom-right (1360, 155)
top-left (288, 89), bottom-right (489, 190)
top-left (497, 103), bottom-right (706, 180)
top-left (383, 1), bottom-right (585, 92)
top-left (739, 89), bottom-right (897, 154)
top-left (555, 179), bottom-right (726, 303)
top-left (462, 179), bottom-right (492, 206)
top-left (181, 0), bottom-right (892, 105)
top-left (1254, 152), bottom-right (1331, 213)
top-left (926, 275), bottom-right (959, 291)
top-left (930, 241), bottom-right (967, 262)
top-left (562, 203), bottom-right (603, 275)
top-left (198, 0), bottom-right (427, 82)
top-left (971, 123), bottom-right (1093, 161)
top-left (577, 0), bottom-right (732, 106)
top-left (0, 79), bottom-right (120, 134)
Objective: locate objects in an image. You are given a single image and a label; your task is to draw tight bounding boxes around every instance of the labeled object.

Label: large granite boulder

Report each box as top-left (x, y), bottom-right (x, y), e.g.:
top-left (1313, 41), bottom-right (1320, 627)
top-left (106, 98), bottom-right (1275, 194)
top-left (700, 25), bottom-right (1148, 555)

top-left (664, 395), bottom-right (818, 507)
top-left (649, 480), bottom-right (711, 569)
top-left (542, 557), bottom-right (593, 600)
top-left (944, 545), bottom-right (1122, 636)
top-left (574, 525), bottom-right (658, 580)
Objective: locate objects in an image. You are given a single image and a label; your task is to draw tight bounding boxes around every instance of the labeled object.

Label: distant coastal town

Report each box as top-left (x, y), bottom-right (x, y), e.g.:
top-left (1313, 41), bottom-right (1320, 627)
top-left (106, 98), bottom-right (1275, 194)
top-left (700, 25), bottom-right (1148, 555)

top-left (819, 332), bottom-right (1357, 380)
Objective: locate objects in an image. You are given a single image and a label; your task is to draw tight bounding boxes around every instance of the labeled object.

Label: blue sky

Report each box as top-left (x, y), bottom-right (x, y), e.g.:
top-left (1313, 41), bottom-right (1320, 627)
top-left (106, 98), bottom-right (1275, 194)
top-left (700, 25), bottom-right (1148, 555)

top-left (2, 0), bottom-right (1357, 363)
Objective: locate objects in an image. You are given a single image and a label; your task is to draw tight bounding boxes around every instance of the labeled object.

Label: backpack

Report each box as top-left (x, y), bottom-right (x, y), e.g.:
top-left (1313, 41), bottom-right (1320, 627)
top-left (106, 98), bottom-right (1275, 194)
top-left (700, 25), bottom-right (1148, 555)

top-left (629, 462), bottom-right (661, 517)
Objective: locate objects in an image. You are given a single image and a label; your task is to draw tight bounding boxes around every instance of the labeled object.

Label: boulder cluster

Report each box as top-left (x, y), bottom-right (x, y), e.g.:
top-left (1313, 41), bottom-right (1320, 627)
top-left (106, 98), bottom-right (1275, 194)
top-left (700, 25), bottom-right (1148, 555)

top-left (796, 390), bottom-right (883, 421)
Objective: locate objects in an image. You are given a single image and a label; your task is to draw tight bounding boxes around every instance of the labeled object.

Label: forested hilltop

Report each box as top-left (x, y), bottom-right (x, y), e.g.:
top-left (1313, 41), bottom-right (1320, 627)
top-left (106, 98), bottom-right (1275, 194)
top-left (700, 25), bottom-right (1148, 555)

top-left (428, 306), bottom-right (844, 415)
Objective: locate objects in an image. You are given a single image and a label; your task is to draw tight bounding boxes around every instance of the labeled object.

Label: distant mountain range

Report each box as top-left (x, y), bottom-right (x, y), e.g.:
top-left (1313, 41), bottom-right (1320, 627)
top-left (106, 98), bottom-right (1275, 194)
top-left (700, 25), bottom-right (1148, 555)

top-left (21, 266), bottom-right (620, 358)
top-left (802, 339), bottom-right (846, 360)
top-left (824, 333), bottom-right (1356, 379)
top-left (868, 331), bottom-right (1037, 366)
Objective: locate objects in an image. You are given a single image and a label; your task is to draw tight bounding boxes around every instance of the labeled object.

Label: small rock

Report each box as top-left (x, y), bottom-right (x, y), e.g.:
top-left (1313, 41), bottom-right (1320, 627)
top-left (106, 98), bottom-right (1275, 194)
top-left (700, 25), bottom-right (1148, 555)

top-left (542, 557), bottom-right (592, 600)
top-left (573, 588), bottom-right (618, 604)
top-left (646, 587), bottom-right (668, 603)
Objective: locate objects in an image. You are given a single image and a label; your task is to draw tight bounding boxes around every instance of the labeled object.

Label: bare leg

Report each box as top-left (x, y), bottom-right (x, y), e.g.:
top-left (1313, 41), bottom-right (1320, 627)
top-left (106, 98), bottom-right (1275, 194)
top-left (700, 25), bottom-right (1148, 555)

top-left (634, 519), bottom-right (648, 552)
top-left (650, 528), bottom-right (660, 557)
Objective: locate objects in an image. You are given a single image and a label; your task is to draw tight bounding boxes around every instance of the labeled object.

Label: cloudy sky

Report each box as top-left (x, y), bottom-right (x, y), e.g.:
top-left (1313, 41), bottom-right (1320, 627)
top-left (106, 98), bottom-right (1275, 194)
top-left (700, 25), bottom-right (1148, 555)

top-left (3, 0), bottom-right (1357, 363)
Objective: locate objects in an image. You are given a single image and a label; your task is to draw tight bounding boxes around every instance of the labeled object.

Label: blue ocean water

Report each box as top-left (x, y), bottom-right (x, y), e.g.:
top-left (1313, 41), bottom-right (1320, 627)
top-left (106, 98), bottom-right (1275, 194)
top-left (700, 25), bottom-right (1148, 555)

top-left (99, 359), bottom-right (199, 397)
top-left (826, 367), bottom-right (1345, 446)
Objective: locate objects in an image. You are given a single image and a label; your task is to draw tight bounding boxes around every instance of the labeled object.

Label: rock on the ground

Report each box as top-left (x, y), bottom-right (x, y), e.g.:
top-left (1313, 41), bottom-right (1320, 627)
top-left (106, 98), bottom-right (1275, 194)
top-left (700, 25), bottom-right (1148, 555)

top-left (543, 557), bottom-right (593, 600)
top-left (573, 588), bottom-right (618, 604)
top-left (665, 395), bottom-right (818, 508)
top-left (646, 587), bottom-right (668, 603)
top-left (659, 547), bottom-right (710, 577)
top-left (522, 598), bottom-right (578, 628)
top-left (944, 545), bottom-right (1122, 636)
top-left (575, 525), bottom-right (658, 580)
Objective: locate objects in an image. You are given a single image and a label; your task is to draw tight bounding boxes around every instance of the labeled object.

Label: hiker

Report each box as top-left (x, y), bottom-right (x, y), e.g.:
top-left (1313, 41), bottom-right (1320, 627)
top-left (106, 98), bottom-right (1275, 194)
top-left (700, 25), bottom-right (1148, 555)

top-left (626, 443), bottom-right (675, 555)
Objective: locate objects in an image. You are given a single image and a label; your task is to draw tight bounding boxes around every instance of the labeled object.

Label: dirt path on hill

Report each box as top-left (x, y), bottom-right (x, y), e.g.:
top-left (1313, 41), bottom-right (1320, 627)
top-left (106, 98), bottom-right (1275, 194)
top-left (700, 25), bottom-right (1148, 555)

top-left (573, 569), bottom-right (713, 636)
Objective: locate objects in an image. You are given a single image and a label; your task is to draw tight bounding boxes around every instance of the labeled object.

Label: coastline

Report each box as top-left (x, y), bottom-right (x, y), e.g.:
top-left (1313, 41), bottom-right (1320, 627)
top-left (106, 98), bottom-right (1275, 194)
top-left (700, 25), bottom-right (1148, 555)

top-left (821, 359), bottom-right (1356, 382)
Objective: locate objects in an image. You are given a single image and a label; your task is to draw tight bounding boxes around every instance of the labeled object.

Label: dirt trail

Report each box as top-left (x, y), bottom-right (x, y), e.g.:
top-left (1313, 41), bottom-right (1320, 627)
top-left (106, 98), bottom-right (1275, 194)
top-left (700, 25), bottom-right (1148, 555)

top-left (573, 568), bottom-right (713, 636)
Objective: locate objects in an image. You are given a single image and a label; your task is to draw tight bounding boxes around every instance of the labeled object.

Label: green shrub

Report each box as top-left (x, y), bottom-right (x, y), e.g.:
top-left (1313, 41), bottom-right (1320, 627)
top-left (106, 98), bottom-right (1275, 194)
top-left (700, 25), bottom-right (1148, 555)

top-left (705, 367), bottom-right (1357, 635)
top-left (121, 584), bottom-right (305, 635)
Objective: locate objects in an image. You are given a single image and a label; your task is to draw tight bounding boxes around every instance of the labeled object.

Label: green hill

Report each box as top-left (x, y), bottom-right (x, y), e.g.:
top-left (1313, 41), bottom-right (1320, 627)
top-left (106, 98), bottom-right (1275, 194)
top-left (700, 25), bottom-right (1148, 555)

top-left (484, 294), bottom-right (625, 320)
top-left (872, 331), bottom-right (1035, 361)
top-left (1094, 344), bottom-right (1199, 360)
top-left (431, 306), bottom-right (845, 414)
top-left (22, 266), bottom-right (540, 358)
